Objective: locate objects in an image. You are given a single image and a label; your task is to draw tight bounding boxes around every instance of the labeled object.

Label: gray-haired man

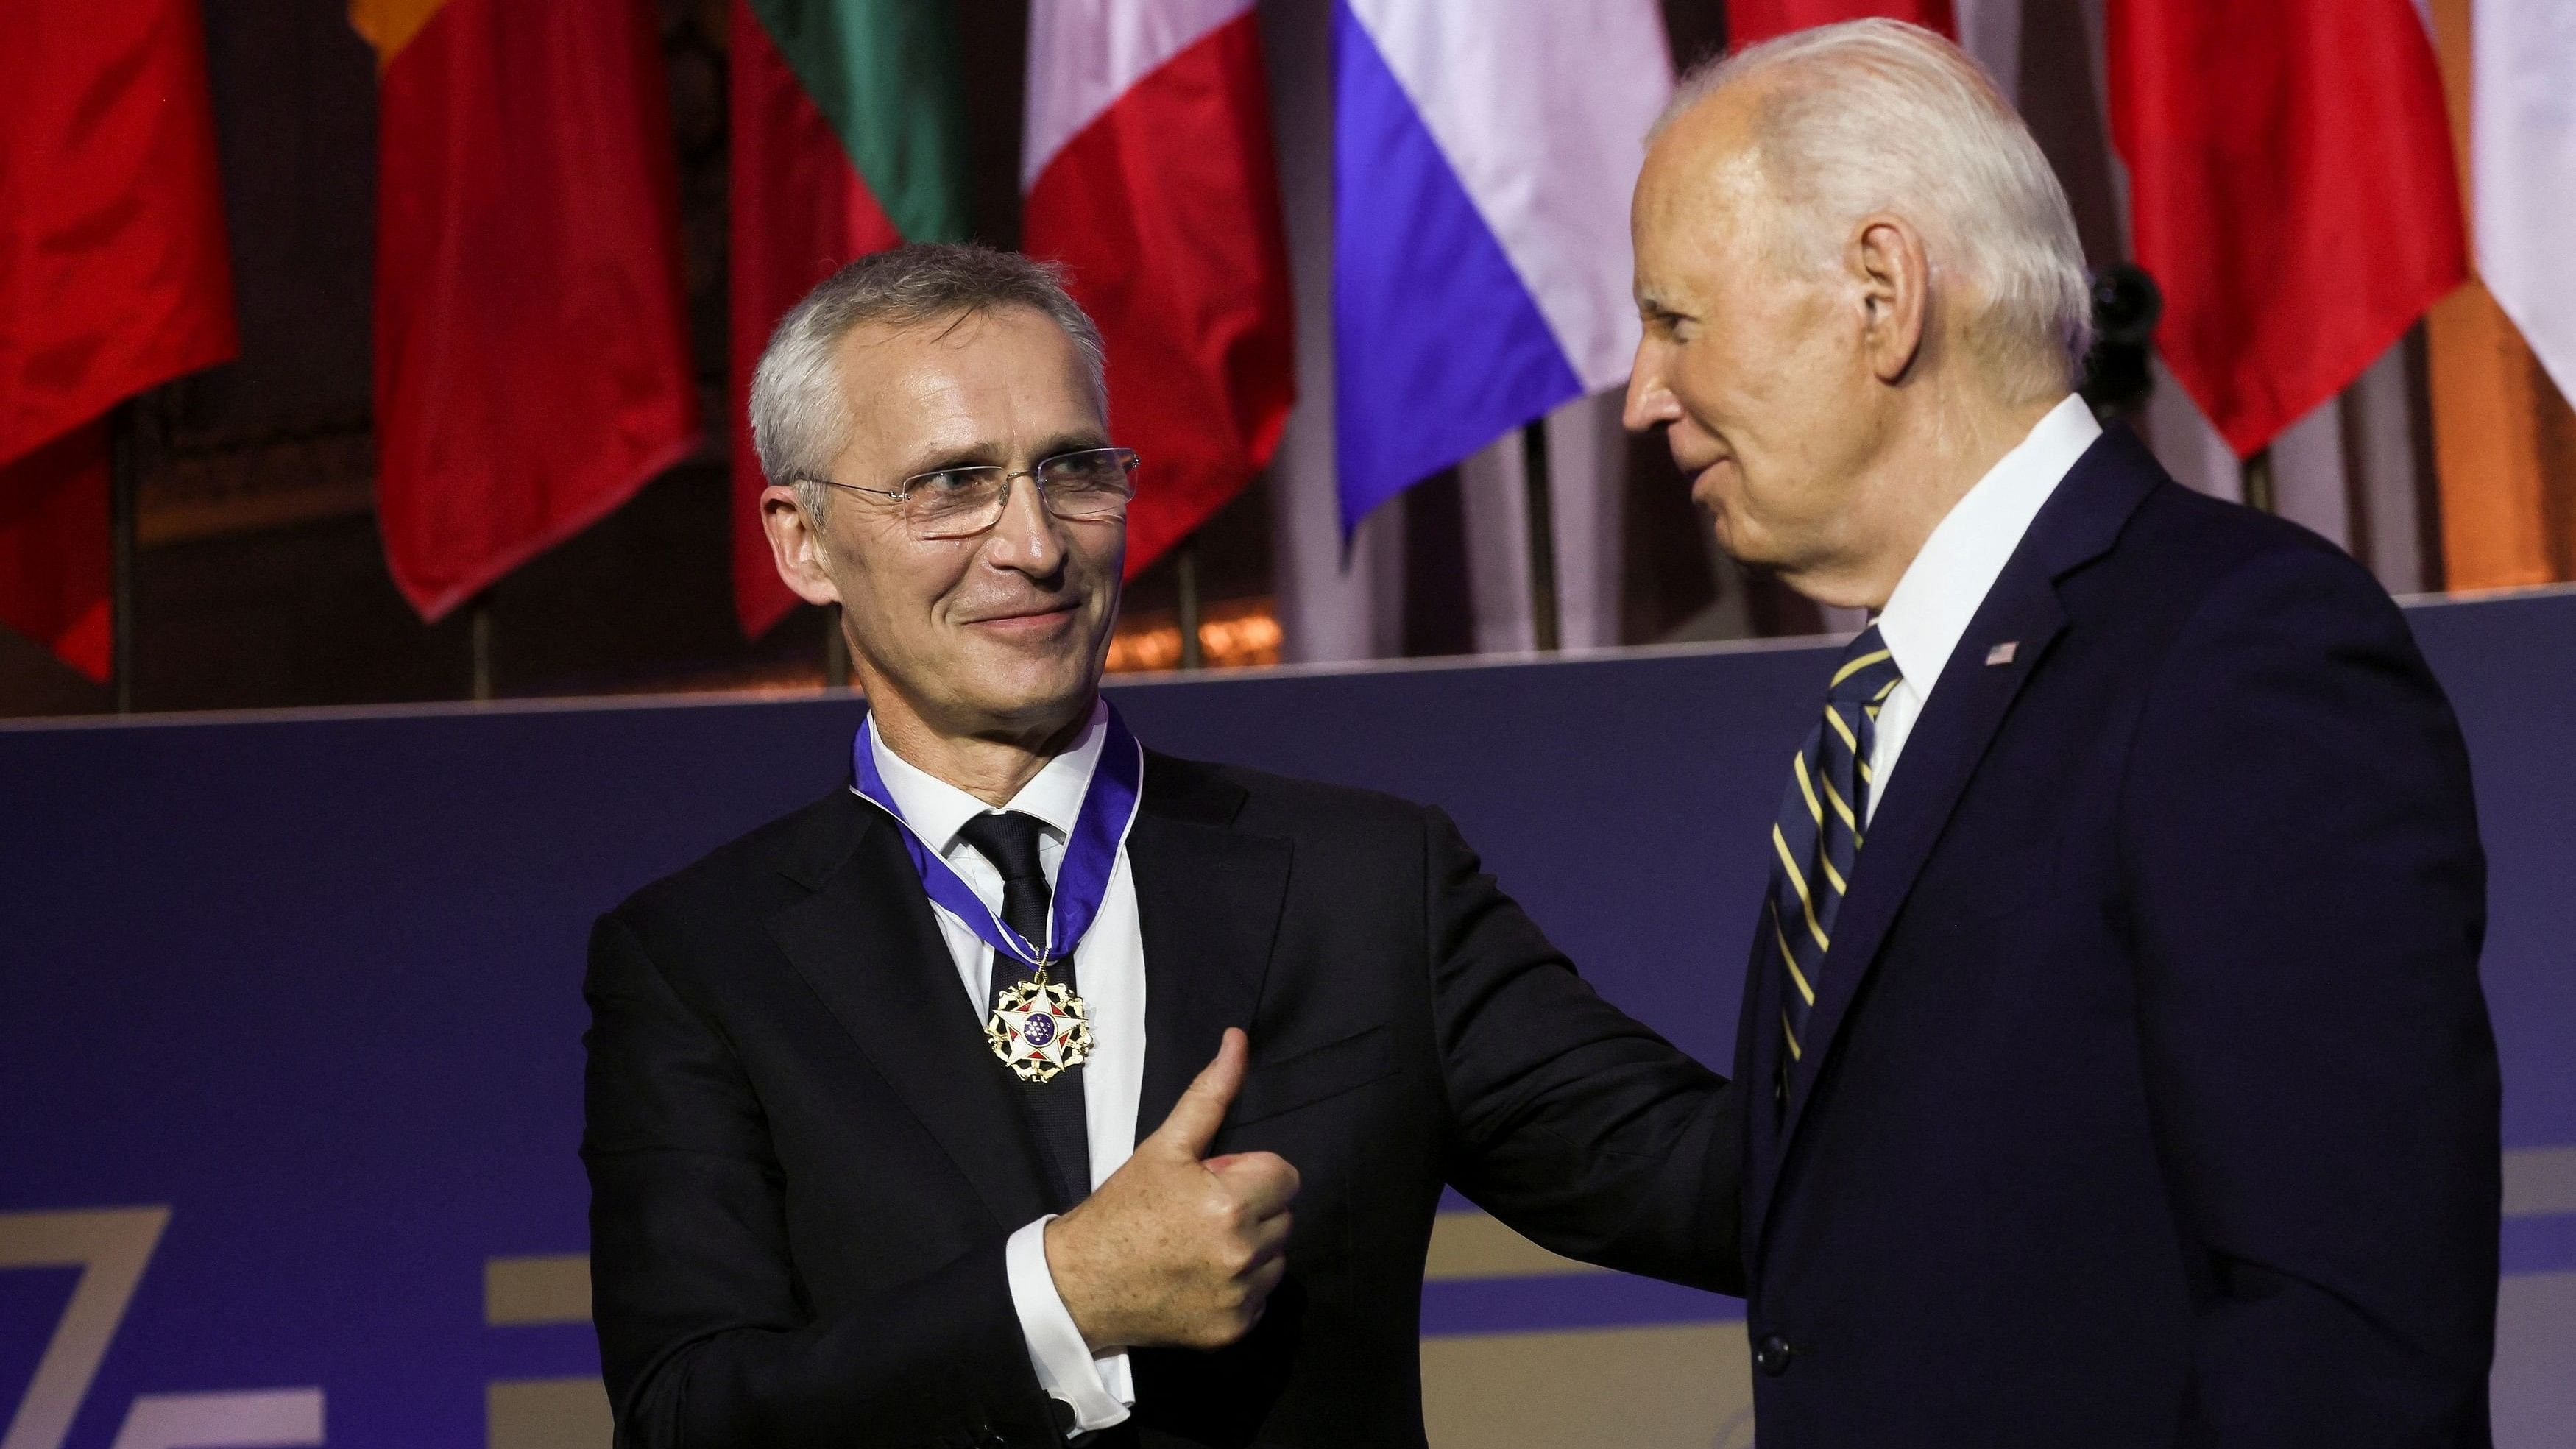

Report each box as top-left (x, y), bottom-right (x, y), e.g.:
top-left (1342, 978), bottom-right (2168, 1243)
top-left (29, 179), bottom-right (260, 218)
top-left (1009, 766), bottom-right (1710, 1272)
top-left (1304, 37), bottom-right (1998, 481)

top-left (581, 244), bottom-right (1744, 1447)
top-left (1628, 21), bottom-right (2495, 1447)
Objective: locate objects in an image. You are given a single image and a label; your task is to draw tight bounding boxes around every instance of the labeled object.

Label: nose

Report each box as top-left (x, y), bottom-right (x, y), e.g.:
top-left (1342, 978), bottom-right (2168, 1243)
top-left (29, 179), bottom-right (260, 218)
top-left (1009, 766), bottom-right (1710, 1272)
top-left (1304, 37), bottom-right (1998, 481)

top-left (984, 470), bottom-right (1069, 578)
top-left (1623, 337), bottom-right (1680, 433)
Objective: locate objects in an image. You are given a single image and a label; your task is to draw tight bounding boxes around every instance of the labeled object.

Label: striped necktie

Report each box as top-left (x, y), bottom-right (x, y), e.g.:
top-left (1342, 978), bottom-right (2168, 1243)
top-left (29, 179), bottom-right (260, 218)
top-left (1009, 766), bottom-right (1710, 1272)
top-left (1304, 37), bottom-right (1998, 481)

top-left (1768, 625), bottom-right (1903, 1088)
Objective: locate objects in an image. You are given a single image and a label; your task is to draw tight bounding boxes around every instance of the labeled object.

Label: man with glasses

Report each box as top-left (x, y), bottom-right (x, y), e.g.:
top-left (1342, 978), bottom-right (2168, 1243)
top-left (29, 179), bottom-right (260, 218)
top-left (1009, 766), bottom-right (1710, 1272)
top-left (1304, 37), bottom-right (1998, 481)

top-left (581, 244), bottom-right (1743, 1448)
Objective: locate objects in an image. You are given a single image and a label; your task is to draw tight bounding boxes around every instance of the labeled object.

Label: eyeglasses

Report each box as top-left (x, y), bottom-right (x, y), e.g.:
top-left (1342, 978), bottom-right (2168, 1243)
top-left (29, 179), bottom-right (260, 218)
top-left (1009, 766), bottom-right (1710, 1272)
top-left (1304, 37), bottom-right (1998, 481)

top-left (802, 447), bottom-right (1139, 541)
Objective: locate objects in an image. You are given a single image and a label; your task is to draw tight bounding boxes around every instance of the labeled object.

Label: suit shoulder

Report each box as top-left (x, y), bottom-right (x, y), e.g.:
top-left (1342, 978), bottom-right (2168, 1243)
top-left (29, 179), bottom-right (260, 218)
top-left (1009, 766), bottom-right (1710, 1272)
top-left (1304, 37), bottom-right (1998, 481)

top-left (1146, 751), bottom-right (1440, 840)
top-left (2078, 479), bottom-right (2449, 751)
top-left (2095, 475), bottom-right (2401, 634)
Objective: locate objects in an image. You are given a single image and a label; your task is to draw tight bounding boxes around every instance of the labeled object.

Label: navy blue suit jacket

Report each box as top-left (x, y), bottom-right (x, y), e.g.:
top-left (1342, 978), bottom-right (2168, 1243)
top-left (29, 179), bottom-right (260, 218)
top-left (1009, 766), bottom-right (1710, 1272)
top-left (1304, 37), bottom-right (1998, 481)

top-left (1733, 425), bottom-right (2500, 1448)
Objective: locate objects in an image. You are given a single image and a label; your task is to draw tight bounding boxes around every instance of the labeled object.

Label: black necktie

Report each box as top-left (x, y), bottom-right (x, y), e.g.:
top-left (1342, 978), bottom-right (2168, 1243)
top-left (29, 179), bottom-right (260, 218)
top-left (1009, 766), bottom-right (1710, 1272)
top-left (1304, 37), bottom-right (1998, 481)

top-left (1767, 626), bottom-right (1903, 1097)
top-left (956, 810), bottom-right (1093, 1212)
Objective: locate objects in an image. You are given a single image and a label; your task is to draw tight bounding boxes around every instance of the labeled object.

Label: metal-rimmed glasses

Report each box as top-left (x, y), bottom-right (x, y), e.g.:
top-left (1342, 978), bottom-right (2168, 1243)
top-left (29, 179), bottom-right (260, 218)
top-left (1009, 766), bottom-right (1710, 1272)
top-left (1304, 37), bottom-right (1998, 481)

top-left (801, 446), bottom-right (1139, 541)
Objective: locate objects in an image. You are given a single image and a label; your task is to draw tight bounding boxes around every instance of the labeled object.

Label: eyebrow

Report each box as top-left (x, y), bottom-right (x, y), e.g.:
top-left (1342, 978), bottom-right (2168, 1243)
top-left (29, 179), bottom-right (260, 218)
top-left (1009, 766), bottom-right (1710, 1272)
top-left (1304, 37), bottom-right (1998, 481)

top-left (895, 428), bottom-right (1112, 480)
top-left (1636, 291), bottom-right (1691, 322)
top-left (1028, 428), bottom-right (1111, 461)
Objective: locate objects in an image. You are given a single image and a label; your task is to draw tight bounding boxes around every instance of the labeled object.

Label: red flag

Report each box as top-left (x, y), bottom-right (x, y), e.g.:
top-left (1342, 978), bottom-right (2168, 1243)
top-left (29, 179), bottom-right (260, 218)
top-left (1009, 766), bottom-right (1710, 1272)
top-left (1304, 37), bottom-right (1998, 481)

top-left (2110, 0), bottom-right (2465, 458)
top-left (0, 0), bottom-right (236, 680)
top-left (0, 428), bottom-right (115, 683)
top-left (354, 0), bottom-right (698, 621)
top-left (1727, 0), bottom-right (1956, 47)
top-left (1022, 3), bottom-right (1295, 577)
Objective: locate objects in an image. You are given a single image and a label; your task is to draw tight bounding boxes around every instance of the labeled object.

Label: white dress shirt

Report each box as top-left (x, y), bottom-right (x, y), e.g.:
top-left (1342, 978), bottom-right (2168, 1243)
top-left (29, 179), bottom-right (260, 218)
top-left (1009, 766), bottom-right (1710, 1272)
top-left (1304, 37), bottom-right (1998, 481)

top-left (866, 701), bottom-right (1141, 1434)
top-left (1866, 394), bottom-right (2103, 821)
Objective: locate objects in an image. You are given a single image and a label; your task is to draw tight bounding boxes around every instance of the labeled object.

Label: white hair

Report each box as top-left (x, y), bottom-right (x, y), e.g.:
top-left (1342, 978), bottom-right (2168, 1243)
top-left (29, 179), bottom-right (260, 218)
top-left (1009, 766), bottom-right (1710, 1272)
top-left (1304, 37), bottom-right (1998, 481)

top-left (1658, 19), bottom-right (2093, 401)
top-left (749, 243), bottom-right (1108, 520)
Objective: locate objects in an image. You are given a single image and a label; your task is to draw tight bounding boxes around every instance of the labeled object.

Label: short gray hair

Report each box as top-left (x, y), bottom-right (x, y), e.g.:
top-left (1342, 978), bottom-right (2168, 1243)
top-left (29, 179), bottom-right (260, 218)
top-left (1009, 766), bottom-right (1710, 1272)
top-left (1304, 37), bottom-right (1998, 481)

top-left (1660, 19), bottom-right (2092, 401)
top-left (749, 242), bottom-right (1109, 518)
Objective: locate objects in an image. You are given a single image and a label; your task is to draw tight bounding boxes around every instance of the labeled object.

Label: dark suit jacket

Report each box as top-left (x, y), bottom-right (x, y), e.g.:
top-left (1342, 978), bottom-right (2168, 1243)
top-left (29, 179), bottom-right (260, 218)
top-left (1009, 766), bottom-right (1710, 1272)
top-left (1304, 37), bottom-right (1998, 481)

top-left (584, 754), bottom-right (1739, 1448)
top-left (1735, 425), bottom-right (2499, 1448)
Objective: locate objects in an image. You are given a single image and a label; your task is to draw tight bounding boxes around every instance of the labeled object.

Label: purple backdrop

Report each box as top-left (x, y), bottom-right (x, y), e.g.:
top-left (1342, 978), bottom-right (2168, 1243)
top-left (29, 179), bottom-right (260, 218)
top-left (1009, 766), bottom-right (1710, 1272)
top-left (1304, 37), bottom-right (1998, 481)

top-left (2, 588), bottom-right (2570, 1446)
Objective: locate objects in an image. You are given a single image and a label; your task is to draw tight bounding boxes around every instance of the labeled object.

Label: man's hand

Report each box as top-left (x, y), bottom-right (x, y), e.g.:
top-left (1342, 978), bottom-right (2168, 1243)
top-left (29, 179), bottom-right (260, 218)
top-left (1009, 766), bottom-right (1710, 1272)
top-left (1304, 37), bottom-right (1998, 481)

top-left (1043, 1027), bottom-right (1299, 1351)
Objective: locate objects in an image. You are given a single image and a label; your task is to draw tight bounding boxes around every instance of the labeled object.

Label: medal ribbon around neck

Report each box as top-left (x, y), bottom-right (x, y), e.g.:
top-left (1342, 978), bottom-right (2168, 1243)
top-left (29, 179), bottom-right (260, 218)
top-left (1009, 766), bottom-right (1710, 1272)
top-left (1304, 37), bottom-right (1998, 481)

top-left (850, 703), bottom-right (1144, 978)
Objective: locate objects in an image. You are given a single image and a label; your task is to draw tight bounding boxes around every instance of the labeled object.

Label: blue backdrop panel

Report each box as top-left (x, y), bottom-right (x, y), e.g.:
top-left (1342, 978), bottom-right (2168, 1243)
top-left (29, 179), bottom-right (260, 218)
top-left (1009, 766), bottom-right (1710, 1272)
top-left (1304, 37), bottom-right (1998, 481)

top-left (2, 588), bottom-right (2570, 1447)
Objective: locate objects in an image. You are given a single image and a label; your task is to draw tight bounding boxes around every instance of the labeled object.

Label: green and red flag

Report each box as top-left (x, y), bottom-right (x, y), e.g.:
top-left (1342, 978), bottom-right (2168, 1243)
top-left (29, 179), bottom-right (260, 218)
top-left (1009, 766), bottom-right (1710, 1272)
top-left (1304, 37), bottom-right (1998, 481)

top-left (351, 0), bottom-right (698, 621)
top-left (0, 0), bottom-right (238, 681)
top-left (730, 0), bottom-right (969, 637)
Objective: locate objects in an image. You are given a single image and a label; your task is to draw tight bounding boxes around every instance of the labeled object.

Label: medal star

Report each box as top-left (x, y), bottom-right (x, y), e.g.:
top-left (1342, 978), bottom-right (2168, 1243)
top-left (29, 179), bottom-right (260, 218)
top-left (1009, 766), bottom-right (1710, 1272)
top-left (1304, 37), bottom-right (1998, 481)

top-left (986, 979), bottom-right (1093, 1083)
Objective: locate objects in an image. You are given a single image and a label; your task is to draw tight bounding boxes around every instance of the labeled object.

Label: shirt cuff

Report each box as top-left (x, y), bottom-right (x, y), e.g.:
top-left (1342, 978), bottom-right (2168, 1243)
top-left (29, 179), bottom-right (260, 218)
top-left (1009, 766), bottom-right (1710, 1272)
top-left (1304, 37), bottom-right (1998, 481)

top-left (1005, 1216), bottom-right (1134, 1434)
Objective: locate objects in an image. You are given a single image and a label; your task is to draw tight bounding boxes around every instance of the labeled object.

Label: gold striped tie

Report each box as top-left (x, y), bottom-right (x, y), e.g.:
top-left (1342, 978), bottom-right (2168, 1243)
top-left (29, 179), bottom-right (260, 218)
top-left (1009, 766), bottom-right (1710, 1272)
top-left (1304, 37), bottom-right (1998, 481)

top-left (1767, 626), bottom-right (1902, 1087)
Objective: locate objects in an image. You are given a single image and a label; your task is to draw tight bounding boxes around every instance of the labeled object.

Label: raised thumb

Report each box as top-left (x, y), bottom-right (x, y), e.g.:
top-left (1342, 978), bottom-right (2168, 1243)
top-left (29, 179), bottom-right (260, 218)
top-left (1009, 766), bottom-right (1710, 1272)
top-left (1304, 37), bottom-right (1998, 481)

top-left (1146, 1026), bottom-right (1248, 1160)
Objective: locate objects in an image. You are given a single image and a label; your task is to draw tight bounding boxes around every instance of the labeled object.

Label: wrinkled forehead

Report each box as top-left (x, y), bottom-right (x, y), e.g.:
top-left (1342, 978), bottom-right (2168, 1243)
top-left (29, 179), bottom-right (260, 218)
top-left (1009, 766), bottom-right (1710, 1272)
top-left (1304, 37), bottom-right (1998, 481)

top-left (832, 307), bottom-right (1105, 466)
top-left (1634, 102), bottom-right (1782, 302)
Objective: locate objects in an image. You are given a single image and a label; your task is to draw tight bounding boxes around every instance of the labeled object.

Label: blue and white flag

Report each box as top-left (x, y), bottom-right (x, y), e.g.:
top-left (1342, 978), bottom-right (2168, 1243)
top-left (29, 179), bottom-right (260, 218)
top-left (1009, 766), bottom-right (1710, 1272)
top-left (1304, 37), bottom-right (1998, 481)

top-left (1331, 0), bottom-right (1671, 535)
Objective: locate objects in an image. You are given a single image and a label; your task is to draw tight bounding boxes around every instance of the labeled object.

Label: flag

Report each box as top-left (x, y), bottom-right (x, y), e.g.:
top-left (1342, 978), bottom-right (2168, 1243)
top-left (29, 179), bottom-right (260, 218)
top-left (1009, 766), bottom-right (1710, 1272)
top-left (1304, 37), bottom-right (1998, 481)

top-left (2425, 0), bottom-right (2576, 590)
top-left (2109, 0), bottom-right (2466, 458)
top-left (2471, 0), bottom-right (2576, 402)
top-left (1022, 1), bottom-right (1295, 578)
top-left (730, 0), bottom-right (969, 637)
top-left (353, 0), bottom-right (698, 622)
top-left (1727, 0), bottom-right (1956, 48)
top-left (0, 0), bottom-right (236, 680)
top-left (0, 428), bottom-right (116, 683)
top-left (1331, 0), bottom-right (1671, 534)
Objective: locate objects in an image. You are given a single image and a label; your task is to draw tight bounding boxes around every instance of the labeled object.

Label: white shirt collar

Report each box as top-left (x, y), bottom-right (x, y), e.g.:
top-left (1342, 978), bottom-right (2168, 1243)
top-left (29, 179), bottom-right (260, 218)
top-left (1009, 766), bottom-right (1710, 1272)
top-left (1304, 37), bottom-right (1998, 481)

top-left (866, 698), bottom-right (1109, 854)
top-left (1874, 394), bottom-right (2102, 692)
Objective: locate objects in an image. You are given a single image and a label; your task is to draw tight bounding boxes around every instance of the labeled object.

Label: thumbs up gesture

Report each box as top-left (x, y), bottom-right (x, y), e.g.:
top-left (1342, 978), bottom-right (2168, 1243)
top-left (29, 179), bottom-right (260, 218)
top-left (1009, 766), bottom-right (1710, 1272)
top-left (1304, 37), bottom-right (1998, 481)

top-left (1044, 1028), bottom-right (1301, 1350)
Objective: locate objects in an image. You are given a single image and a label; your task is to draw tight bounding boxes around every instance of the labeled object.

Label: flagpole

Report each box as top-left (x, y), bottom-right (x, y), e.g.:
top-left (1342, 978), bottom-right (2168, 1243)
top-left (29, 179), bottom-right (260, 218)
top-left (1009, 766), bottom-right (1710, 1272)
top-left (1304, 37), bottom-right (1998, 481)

top-left (109, 398), bottom-right (143, 715)
top-left (1175, 535), bottom-right (1205, 670)
top-left (1521, 419), bottom-right (1561, 652)
top-left (468, 593), bottom-right (495, 701)
top-left (2242, 447), bottom-right (2277, 514)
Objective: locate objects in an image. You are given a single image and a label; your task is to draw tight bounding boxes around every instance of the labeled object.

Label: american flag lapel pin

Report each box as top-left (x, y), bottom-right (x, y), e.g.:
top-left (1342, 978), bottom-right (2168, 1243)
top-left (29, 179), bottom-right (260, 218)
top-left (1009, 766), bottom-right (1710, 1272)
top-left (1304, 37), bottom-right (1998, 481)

top-left (1985, 641), bottom-right (2019, 667)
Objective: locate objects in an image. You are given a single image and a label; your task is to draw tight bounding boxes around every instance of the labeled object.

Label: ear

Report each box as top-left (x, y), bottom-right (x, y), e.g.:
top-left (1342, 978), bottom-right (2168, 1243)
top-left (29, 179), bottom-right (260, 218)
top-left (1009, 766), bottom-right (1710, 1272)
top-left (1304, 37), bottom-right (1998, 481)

top-left (761, 485), bottom-right (844, 608)
top-left (1851, 216), bottom-right (1931, 385)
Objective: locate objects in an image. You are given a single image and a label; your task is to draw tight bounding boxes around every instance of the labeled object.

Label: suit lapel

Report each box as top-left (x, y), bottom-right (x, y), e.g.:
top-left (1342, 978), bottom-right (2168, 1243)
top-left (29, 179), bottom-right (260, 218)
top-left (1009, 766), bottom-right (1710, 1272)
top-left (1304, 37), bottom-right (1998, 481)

top-left (767, 797), bottom-right (1055, 1232)
top-left (1756, 427), bottom-right (2165, 1245)
top-left (1126, 752), bottom-right (1292, 1138)
top-left (1778, 573), bottom-right (2065, 1133)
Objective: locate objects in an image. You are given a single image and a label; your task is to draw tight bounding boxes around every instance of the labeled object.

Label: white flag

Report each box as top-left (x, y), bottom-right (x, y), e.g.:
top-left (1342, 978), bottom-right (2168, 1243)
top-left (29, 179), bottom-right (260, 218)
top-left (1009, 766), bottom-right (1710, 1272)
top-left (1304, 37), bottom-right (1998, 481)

top-left (2475, 0), bottom-right (2576, 397)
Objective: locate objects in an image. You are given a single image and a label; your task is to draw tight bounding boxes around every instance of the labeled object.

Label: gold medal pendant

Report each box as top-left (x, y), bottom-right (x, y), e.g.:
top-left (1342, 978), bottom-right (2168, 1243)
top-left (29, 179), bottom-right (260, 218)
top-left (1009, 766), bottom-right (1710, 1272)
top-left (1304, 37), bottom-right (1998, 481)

top-left (985, 968), bottom-right (1094, 1083)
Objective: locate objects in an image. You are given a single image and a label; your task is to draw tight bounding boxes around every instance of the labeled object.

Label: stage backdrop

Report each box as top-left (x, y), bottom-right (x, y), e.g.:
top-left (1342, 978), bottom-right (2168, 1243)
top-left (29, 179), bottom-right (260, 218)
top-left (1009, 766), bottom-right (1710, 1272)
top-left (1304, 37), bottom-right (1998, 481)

top-left (4, 587), bottom-right (2572, 1449)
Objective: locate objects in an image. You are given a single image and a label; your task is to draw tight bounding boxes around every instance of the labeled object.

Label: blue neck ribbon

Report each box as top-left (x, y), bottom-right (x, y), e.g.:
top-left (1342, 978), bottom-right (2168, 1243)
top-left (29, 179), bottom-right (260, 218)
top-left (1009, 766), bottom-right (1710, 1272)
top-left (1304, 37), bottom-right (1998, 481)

top-left (850, 703), bottom-right (1144, 971)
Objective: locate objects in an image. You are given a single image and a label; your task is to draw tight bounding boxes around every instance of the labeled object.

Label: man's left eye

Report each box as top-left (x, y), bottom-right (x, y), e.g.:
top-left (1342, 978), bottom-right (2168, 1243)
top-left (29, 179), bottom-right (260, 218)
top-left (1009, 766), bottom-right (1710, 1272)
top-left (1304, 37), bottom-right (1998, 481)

top-left (1049, 457), bottom-right (1115, 483)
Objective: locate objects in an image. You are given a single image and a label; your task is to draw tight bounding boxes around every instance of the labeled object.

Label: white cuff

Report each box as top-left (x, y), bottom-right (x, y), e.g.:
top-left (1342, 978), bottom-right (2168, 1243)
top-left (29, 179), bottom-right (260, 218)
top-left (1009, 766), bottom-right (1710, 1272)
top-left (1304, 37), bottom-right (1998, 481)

top-left (1005, 1216), bottom-right (1134, 1434)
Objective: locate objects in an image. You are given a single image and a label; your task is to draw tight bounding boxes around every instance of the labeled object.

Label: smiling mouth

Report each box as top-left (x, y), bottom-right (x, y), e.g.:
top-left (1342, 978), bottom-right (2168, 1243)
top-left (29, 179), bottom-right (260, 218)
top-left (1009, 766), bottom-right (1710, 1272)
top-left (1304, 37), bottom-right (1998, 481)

top-left (966, 603), bottom-right (1079, 629)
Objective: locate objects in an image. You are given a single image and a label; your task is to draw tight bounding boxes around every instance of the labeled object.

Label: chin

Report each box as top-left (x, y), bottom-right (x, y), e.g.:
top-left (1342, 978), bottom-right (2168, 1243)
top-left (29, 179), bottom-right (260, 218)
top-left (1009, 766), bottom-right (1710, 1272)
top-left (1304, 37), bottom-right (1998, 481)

top-left (1705, 507), bottom-right (1772, 569)
top-left (1705, 511), bottom-right (1739, 559)
top-left (957, 658), bottom-right (1097, 730)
